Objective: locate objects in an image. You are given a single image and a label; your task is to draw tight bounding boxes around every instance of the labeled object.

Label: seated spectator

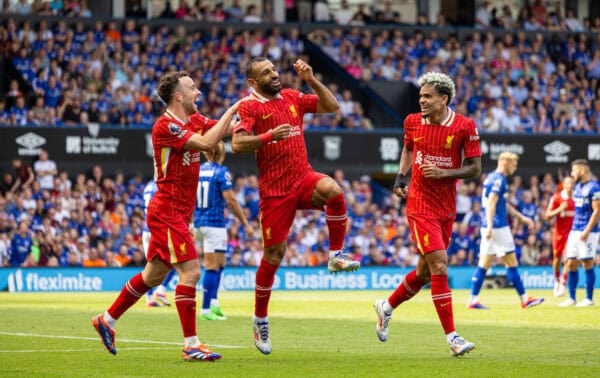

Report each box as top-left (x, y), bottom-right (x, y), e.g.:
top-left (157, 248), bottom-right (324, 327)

top-left (82, 246), bottom-right (106, 267)
top-left (10, 0), bottom-right (30, 14)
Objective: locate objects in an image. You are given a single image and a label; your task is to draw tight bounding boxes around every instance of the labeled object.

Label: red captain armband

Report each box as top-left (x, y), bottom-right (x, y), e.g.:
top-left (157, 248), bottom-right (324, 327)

top-left (259, 130), bottom-right (274, 145)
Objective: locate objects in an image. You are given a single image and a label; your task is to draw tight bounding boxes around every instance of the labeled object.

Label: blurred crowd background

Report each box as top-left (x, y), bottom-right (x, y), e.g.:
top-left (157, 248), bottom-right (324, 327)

top-left (1, 0), bottom-right (599, 268)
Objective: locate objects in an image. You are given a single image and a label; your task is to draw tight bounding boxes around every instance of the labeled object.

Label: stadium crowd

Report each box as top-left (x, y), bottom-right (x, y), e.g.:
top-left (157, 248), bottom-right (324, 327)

top-left (0, 13), bottom-right (373, 130)
top-left (0, 1), bottom-right (599, 132)
top-left (1, 4), bottom-right (599, 269)
top-left (2, 149), bottom-right (599, 269)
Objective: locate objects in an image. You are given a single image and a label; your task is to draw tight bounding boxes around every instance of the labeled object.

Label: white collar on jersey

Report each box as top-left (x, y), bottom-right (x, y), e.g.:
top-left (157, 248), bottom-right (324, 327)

top-left (250, 90), bottom-right (283, 103)
top-left (422, 107), bottom-right (455, 126)
top-left (164, 108), bottom-right (186, 124)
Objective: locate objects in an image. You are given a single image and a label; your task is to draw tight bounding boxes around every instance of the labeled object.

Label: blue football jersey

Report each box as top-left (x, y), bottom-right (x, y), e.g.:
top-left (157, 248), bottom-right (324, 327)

top-left (571, 179), bottom-right (600, 232)
top-left (194, 162), bottom-right (233, 228)
top-left (481, 171), bottom-right (509, 228)
top-left (142, 180), bottom-right (157, 232)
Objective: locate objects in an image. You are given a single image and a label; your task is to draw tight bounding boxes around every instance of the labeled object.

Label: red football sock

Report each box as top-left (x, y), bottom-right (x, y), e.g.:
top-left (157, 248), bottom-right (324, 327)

top-left (431, 274), bottom-right (455, 334)
top-left (255, 259), bottom-right (278, 318)
top-left (388, 270), bottom-right (425, 308)
top-left (561, 272), bottom-right (568, 285)
top-left (325, 193), bottom-right (347, 250)
top-left (554, 270), bottom-right (560, 282)
top-left (107, 272), bottom-right (151, 319)
top-left (175, 285), bottom-right (197, 338)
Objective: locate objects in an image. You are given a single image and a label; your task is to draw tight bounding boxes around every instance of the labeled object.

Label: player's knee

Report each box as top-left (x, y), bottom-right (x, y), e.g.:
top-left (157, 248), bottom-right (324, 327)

top-left (428, 259), bottom-right (448, 275)
top-left (327, 182), bottom-right (343, 198)
top-left (263, 244), bottom-right (285, 265)
top-left (325, 192), bottom-right (345, 213)
top-left (181, 269), bottom-right (201, 285)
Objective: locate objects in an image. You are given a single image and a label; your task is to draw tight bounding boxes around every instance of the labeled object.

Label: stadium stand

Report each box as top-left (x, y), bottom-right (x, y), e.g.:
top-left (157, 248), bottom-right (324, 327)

top-left (1, 1), bottom-right (599, 268)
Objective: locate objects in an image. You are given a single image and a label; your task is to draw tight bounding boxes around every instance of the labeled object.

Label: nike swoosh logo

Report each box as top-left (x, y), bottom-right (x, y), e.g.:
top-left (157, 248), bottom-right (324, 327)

top-left (440, 302), bottom-right (450, 307)
top-left (413, 137), bottom-right (425, 142)
top-left (262, 113), bottom-right (273, 120)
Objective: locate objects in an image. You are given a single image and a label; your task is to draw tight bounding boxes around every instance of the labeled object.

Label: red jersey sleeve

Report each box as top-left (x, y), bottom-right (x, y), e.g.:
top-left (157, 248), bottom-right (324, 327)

top-left (189, 113), bottom-right (217, 134)
top-left (282, 89), bottom-right (318, 114)
top-left (462, 118), bottom-right (482, 158)
top-left (153, 118), bottom-right (193, 150)
top-left (235, 100), bottom-right (258, 134)
top-left (403, 114), bottom-right (415, 150)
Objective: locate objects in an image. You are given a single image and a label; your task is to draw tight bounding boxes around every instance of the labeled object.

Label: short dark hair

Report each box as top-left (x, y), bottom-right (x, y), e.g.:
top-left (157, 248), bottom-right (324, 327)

top-left (157, 71), bottom-right (188, 105)
top-left (245, 57), bottom-right (268, 79)
top-left (571, 159), bottom-right (589, 167)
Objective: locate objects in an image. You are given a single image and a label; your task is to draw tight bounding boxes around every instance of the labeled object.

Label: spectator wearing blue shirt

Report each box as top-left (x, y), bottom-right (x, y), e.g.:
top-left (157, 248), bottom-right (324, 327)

top-left (449, 223), bottom-right (473, 259)
top-left (518, 190), bottom-right (538, 231)
top-left (10, 96), bottom-right (28, 126)
top-left (462, 201), bottom-right (483, 235)
top-left (42, 76), bottom-right (62, 108)
top-left (10, 221), bottom-right (33, 267)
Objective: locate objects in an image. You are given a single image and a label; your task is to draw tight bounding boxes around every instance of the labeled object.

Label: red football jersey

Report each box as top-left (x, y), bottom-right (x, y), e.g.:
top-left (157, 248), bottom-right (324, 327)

top-left (404, 109), bottom-right (481, 220)
top-left (150, 111), bottom-right (216, 219)
top-left (235, 89), bottom-right (319, 197)
top-left (547, 190), bottom-right (575, 238)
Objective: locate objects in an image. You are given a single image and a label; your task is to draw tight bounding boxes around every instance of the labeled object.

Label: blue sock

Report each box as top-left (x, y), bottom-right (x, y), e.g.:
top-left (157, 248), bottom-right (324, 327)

top-left (470, 266), bottom-right (487, 296)
top-left (585, 268), bottom-right (595, 301)
top-left (161, 269), bottom-right (176, 287)
top-left (213, 267), bottom-right (224, 301)
top-left (506, 267), bottom-right (525, 296)
top-left (568, 270), bottom-right (579, 300)
top-left (146, 287), bottom-right (154, 300)
top-left (202, 270), bottom-right (219, 310)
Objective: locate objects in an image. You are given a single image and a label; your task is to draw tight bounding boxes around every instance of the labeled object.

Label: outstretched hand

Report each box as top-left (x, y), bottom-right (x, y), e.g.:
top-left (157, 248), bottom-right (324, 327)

top-left (293, 59), bottom-right (315, 82)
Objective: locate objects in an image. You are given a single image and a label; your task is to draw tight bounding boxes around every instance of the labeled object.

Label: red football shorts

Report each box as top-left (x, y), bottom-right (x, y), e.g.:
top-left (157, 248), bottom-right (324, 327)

top-left (259, 171), bottom-right (328, 247)
top-left (146, 211), bottom-right (197, 268)
top-left (407, 215), bottom-right (453, 254)
top-left (552, 235), bottom-right (568, 258)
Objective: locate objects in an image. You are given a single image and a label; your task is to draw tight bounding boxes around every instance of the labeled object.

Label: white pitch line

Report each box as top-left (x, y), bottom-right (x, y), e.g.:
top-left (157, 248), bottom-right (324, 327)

top-left (0, 332), bottom-right (245, 349)
top-left (0, 347), bottom-right (174, 353)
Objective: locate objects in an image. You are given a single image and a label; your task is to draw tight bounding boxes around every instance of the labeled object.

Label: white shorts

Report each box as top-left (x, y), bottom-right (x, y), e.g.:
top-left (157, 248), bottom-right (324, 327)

top-left (195, 226), bottom-right (227, 253)
top-left (142, 230), bottom-right (151, 258)
top-left (479, 226), bottom-right (516, 257)
top-left (565, 231), bottom-right (599, 260)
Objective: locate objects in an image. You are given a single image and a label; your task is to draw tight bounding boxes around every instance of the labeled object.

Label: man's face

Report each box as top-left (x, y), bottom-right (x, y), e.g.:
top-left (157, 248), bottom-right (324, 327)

top-left (249, 60), bottom-right (282, 96)
top-left (563, 177), bottom-right (575, 192)
top-left (571, 164), bottom-right (586, 181)
top-left (175, 76), bottom-right (201, 115)
top-left (419, 85), bottom-right (447, 119)
top-left (507, 158), bottom-right (518, 175)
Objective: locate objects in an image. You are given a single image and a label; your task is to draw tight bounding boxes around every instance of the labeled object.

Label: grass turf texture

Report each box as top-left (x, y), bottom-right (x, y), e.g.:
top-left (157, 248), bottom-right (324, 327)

top-left (1, 289), bottom-right (599, 377)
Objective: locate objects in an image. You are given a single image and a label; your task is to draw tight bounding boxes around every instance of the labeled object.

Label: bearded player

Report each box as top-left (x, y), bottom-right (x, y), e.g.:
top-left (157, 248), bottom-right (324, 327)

top-left (232, 57), bottom-right (359, 355)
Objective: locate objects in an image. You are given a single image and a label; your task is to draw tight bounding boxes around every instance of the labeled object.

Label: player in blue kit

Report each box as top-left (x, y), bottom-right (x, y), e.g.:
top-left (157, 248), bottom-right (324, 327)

top-left (194, 142), bottom-right (255, 320)
top-left (467, 152), bottom-right (544, 309)
top-left (142, 179), bottom-right (175, 307)
top-left (559, 159), bottom-right (600, 307)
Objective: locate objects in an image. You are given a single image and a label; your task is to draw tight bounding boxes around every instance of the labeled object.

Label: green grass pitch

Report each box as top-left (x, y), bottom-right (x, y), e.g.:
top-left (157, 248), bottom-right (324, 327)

top-left (1, 289), bottom-right (599, 377)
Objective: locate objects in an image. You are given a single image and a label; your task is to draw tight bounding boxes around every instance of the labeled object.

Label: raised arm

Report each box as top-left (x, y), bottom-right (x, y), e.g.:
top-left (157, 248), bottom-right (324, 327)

top-left (293, 59), bottom-right (339, 113)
